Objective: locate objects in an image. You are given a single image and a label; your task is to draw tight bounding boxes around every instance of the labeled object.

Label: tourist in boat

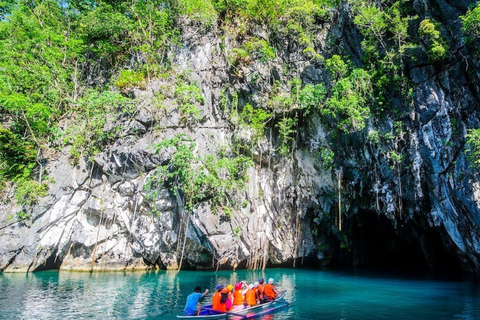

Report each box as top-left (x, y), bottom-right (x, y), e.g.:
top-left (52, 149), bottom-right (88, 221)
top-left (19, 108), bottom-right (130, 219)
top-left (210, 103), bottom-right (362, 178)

top-left (244, 284), bottom-right (258, 307)
top-left (212, 284), bottom-right (227, 312)
top-left (232, 282), bottom-right (245, 308)
top-left (183, 286), bottom-right (209, 316)
top-left (264, 278), bottom-right (279, 301)
top-left (225, 284), bottom-right (234, 311)
top-left (257, 278), bottom-right (265, 302)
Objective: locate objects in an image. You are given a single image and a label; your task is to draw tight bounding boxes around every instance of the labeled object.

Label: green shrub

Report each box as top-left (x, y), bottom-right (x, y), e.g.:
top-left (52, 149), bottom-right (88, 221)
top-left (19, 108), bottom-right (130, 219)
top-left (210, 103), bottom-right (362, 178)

top-left (228, 48), bottom-right (250, 66)
top-left (147, 134), bottom-right (253, 212)
top-left (324, 57), bottom-right (372, 132)
top-left (176, 0), bottom-right (218, 28)
top-left (63, 90), bottom-right (131, 162)
top-left (276, 117), bottom-right (297, 155)
top-left (318, 147), bottom-right (335, 170)
top-left (418, 19), bottom-right (448, 61)
top-left (326, 55), bottom-right (348, 79)
top-left (79, 3), bottom-right (133, 55)
top-left (212, 0), bottom-right (249, 13)
top-left (466, 128), bottom-right (480, 169)
top-left (15, 179), bottom-right (48, 206)
top-left (0, 127), bottom-right (36, 179)
top-left (174, 82), bottom-right (205, 124)
top-left (268, 79), bottom-right (325, 115)
top-left (243, 37), bottom-right (276, 62)
top-left (461, 4), bottom-right (480, 40)
top-left (367, 130), bottom-right (380, 145)
top-left (240, 104), bottom-right (272, 141)
top-left (114, 70), bottom-right (146, 92)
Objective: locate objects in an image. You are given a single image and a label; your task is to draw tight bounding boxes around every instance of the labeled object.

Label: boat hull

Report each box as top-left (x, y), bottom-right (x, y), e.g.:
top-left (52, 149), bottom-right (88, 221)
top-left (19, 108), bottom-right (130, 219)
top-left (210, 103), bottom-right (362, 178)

top-left (177, 290), bottom-right (288, 319)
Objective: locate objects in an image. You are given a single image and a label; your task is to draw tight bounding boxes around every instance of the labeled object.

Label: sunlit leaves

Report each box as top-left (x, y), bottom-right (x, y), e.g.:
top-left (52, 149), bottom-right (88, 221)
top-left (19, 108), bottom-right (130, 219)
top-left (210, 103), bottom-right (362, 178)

top-left (276, 117), bottom-right (298, 155)
top-left (324, 56), bottom-right (372, 132)
top-left (177, 0), bottom-right (218, 28)
top-left (461, 4), bottom-right (480, 40)
top-left (63, 90), bottom-right (131, 162)
top-left (466, 128), bottom-right (480, 169)
top-left (79, 3), bottom-right (133, 55)
top-left (419, 19), bottom-right (448, 61)
top-left (148, 134), bottom-right (253, 212)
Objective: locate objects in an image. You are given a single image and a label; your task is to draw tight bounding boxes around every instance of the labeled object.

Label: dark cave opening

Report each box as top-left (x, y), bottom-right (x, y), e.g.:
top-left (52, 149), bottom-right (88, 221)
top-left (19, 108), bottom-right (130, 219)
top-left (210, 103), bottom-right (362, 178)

top-left (349, 210), bottom-right (463, 274)
top-left (33, 250), bottom-right (62, 271)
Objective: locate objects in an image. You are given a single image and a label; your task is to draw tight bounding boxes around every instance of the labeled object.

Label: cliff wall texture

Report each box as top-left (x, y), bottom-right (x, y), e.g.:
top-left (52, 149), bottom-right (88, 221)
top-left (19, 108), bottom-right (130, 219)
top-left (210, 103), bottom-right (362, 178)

top-left (1, 0), bottom-right (480, 273)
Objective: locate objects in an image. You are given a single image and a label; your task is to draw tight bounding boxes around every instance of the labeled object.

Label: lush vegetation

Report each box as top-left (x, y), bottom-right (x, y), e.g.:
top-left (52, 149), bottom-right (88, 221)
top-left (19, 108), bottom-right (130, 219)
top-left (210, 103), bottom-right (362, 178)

top-left (1, 0), bottom-right (480, 215)
top-left (0, 0), bottom-right (178, 201)
top-left (145, 134), bottom-right (253, 216)
top-left (466, 128), bottom-right (480, 169)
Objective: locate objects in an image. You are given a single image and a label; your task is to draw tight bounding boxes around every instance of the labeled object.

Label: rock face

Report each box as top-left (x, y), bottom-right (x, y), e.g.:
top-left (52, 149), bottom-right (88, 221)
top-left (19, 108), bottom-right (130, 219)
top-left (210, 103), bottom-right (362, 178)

top-left (1, 1), bottom-right (480, 273)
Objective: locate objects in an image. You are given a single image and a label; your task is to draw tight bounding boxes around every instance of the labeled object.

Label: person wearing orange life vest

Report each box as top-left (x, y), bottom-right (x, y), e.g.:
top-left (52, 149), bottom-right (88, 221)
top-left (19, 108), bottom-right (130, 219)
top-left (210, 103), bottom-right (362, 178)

top-left (263, 278), bottom-right (279, 301)
top-left (225, 284), bottom-right (234, 311)
top-left (244, 284), bottom-right (258, 307)
top-left (254, 281), bottom-right (262, 304)
top-left (232, 282), bottom-right (245, 307)
top-left (212, 284), bottom-right (227, 312)
top-left (257, 278), bottom-right (265, 302)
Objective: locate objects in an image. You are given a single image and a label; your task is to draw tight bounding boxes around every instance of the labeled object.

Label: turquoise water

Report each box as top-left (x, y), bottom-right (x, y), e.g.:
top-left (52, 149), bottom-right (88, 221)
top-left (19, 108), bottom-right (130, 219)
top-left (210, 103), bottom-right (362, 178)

top-left (0, 268), bottom-right (479, 319)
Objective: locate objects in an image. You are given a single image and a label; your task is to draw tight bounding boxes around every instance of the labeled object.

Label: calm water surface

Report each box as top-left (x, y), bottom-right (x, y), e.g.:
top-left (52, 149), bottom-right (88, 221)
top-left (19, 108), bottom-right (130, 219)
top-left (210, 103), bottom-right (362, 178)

top-left (0, 268), bottom-right (479, 319)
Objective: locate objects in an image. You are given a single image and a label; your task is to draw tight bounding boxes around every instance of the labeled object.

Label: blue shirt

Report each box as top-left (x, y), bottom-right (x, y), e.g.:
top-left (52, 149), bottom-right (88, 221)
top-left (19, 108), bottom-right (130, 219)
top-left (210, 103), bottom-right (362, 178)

top-left (184, 292), bottom-right (204, 315)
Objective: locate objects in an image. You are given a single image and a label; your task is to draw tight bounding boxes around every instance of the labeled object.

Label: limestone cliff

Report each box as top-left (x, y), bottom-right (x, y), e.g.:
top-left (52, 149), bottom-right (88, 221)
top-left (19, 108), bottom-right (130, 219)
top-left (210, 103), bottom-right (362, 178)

top-left (1, 0), bottom-right (480, 273)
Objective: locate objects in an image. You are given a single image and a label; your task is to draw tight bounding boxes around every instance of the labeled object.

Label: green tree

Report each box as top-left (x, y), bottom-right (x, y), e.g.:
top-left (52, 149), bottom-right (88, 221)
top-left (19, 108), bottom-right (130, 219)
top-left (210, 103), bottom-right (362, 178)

top-left (276, 117), bottom-right (298, 155)
top-left (324, 56), bottom-right (372, 132)
top-left (348, 0), bottom-right (417, 107)
top-left (461, 4), bottom-right (480, 40)
top-left (0, 0), bottom-right (84, 179)
top-left (147, 134), bottom-right (252, 211)
top-left (466, 128), bottom-right (480, 169)
top-left (0, 0), bottom-right (15, 19)
top-left (418, 18), bottom-right (448, 61)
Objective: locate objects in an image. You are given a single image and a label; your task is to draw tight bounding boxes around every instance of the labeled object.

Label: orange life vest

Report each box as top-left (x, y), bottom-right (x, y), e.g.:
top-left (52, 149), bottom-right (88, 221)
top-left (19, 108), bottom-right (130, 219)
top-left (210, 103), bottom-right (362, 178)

top-left (264, 284), bottom-right (276, 300)
top-left (245, 289), bottom-right (257, 306)
top-left (233, 290), bottom-right (243, 305)
top-left (257, 284), bottom-right (264, 294)
top-left (212, 291), bottom-right (227, 312)
top-left (258, 284), bottom-right (264, 299)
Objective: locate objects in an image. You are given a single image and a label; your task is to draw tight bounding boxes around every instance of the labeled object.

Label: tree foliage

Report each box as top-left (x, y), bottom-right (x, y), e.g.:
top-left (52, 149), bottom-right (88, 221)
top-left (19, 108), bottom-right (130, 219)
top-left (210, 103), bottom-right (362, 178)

top-left (146, 134), bottom-right (253, 213)
top-left (461, 4), bottom-right (480, 40)
top-left (348, 0), bottom-right (418, 109)
top-left (466, 129), bottom-right (480, 169)
top-left (418, 18), bottom-right (448, 61)
top-left (0, 0), bottom-right (83, 181)
top-left (2, 0), bottom-right (480, 201)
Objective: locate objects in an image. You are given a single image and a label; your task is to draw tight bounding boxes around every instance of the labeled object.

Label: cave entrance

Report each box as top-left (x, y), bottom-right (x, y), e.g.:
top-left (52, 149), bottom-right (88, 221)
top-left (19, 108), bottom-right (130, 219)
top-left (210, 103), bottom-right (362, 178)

top-left (33, 249), bottom-right (62, 271)
top-left (351, 210), bottom-right (464, 274)
top-left (352, 211), bottom-right (429, 271)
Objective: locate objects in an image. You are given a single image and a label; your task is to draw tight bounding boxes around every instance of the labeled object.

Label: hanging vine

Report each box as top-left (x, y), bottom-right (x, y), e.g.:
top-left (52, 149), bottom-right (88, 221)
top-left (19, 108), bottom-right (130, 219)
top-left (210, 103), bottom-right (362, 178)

top-left (145, 133), bottom-right (253, 270)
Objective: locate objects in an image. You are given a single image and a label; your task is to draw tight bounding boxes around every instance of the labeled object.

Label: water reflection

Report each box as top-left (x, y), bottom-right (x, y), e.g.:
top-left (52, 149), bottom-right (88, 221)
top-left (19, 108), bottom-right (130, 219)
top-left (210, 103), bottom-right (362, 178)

top-left (0, 269), bottom-right (479, 320)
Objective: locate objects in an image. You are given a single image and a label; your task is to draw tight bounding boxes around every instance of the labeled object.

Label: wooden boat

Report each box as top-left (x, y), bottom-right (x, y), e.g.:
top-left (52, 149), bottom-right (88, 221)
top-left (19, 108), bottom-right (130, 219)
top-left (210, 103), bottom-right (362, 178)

top-left (177, 290), bottom-right (290, 319)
